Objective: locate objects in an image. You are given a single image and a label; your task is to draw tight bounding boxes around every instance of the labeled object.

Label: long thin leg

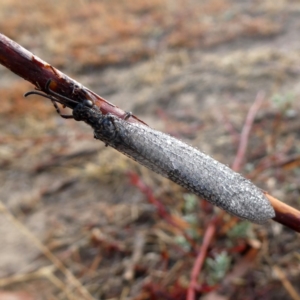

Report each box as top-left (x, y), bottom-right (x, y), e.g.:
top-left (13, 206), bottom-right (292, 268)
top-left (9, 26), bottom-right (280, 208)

top-left (24, 90), bottom-right (74, 119)
top-left (50, 100), bottom-right (74, 119)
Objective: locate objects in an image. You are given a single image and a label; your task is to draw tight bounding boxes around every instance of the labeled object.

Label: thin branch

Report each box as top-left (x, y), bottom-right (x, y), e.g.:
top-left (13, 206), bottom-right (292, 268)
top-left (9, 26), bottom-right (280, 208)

top-left (266, 193), bottom-right (300, 232)
top-left (0, 33), bottom-right (300, 232)
top-left (273, 265), bottom-right (300, 300)
top-left (232, 91), bottom-right (265, 172)
top-left (187, 218), bottom-right (217, 300)
top-left (0, 33), bottom-right (146, 126)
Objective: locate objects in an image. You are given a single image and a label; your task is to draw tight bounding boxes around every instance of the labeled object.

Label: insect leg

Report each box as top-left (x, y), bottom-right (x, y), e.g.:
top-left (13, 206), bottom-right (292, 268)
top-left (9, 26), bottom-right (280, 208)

top-left (50, 100), bottom-right (74, 119)
top-left (24, 90), bottom-right (74, 119)
top-left (124, 111), bottom-right (133, 120)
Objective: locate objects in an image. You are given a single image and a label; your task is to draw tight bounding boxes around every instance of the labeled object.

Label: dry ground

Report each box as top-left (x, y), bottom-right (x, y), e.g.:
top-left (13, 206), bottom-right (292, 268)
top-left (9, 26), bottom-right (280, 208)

top-left (0, 1), bottom-right (300, 299)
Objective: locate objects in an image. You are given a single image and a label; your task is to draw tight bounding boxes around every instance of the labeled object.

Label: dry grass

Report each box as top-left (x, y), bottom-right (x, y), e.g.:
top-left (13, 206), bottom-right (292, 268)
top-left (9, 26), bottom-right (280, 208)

top-left (1, 0), bottom-right (300, 299)
top-left (0, 0), bottom-right (281, 70)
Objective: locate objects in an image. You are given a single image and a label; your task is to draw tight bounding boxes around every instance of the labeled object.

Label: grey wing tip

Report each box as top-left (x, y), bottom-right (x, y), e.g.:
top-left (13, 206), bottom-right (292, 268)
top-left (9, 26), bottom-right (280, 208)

top-left (226, 188), bottom-right (275, 224)
top-left (246, 199), bottom-right (275, 224)
top-left (252, 208), bottom-right (275, 224)
top-left (232, 180), bottom-right (276, 224)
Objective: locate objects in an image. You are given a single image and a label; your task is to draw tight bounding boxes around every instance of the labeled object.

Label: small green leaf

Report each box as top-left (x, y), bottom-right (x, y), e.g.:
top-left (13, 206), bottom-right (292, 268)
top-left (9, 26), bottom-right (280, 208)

top-left (183, 193), bottom-right (198, 213)
top-left (227, 221), bottom-right (251, 239)
top-left (206, 252), bottom-right (231, 285)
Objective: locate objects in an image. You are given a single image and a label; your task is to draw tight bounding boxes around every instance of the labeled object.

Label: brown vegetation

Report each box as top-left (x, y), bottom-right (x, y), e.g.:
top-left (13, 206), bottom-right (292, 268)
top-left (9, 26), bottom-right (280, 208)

top-left (0, 1), bottom-right (300, 299)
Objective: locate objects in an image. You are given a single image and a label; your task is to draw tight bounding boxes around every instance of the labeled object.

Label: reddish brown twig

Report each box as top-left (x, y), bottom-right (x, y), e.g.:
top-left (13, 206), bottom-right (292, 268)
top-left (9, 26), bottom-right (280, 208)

top-left (232, 91), bottom-right (265, 172)
top-left (128, 172), bottom-right (197, 250)
top-left (266, 193), bottom-right (300, 232)
top-left (0, 33), bottom-right (300, 232)
top-left (187, 217), bottom-right (217, 300)
top-left (128, 172), bottom-right (185, 229)
top-left (0, 33), bottom-right (146, 126)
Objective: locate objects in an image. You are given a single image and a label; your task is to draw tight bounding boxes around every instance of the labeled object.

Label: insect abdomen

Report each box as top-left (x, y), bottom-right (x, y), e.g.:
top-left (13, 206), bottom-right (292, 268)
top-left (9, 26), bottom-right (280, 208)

top-left (72, 104), bottom-right (275, 224)
top-left (91, 115), bottom-right (275, 224)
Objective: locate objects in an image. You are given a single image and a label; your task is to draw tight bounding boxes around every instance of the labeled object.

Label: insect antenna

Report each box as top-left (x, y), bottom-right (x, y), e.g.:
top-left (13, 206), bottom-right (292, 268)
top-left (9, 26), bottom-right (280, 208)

top-left (45, 79), bottom-right (80, 109)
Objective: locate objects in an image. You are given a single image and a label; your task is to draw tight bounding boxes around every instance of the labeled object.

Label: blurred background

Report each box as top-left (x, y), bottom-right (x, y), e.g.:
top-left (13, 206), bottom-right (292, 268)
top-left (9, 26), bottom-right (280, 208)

top-left (0, 0), bottom-right (300, 299)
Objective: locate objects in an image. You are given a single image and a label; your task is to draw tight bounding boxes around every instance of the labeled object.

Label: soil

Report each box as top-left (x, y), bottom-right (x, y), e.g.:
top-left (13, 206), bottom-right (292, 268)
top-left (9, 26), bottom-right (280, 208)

top-left (0, 1), bottom-right (300, 299)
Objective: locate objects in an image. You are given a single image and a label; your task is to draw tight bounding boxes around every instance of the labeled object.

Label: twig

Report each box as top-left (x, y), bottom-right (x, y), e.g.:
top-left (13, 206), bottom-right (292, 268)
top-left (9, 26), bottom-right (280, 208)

top-left (123, 231), bottom-right (146, 282)
top-left (186, 218), bottom-right (217, 300)
top-left (0, 33), bottom-right (300, 231)
top-left (232, 91), bottom-right (265, 172)
top-left (266, 193), bottom-right (300, 232)
top-left (0, 265), bottom-right (76, 300)
top-left (273, 265), bottom-right (300, 300)
top-left (128, 172), bottom-right (197, 249)
top-left (0, 33), bottom-right (145, 126)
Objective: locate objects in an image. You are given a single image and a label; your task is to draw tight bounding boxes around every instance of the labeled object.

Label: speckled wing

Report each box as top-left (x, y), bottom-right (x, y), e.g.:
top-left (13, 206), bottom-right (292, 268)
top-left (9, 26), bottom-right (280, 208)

top-left (73, 105), bottom-right (275, 224)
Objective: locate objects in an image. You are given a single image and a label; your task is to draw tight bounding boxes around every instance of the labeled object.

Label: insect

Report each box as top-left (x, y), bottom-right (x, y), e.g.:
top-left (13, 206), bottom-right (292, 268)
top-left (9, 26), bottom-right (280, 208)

top-left (25, 80), bottom-right (275, 224)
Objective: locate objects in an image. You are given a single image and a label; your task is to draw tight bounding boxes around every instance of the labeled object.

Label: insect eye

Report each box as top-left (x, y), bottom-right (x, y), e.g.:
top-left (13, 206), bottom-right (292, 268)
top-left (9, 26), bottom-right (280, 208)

top-left (83, 99), bottom-right (93, 107)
